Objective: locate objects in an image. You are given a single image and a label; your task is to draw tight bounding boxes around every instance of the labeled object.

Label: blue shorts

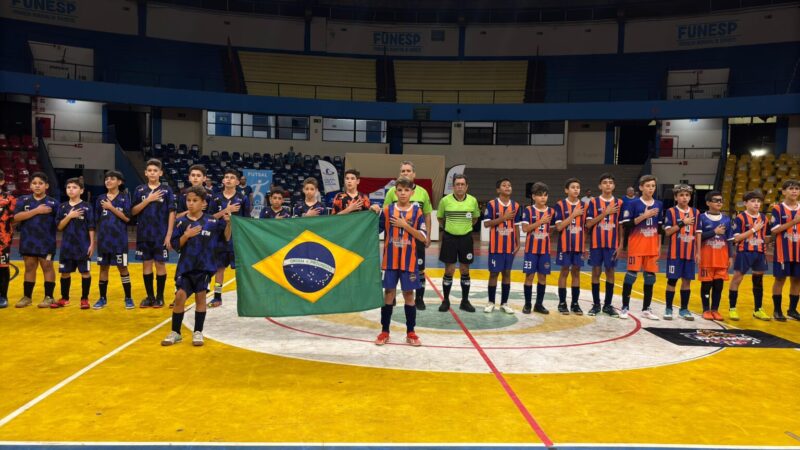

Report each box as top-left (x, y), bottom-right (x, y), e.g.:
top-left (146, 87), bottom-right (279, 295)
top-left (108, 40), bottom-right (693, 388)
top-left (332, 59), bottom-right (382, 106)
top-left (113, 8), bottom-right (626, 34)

top-left (175, 271), bottom-right (212, 297)
top-left (589, 248), bottom-right (616, 269)
top-left (488, 253), bottom-right (515, 273)
top-left (382, 269), bottom-right (421, 291)
top-left (215, 250), bottom-right (236, 269)
top-left (734, 252), bottom-right (767, 274)
top-left (773, 261), bottom-right (800, 279)
top-left (556, 251), bottom-right (584, 268)
top-left (523, 253), bottom-right (551, 275)
top-left (97, 253), bottom-right (128, 267)
top-left (666, 259), bottom-right (695, 280)
top-left (59, 258), bottom-right (91, 274)
top-left (135, 241), bottom-right (169, 262)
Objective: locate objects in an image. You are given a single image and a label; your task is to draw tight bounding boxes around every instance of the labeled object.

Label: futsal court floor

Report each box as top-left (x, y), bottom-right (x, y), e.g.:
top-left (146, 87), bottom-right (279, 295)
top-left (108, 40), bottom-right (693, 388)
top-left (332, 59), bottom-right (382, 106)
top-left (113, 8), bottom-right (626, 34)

top-left (1, 242), bottom-right (799, 450)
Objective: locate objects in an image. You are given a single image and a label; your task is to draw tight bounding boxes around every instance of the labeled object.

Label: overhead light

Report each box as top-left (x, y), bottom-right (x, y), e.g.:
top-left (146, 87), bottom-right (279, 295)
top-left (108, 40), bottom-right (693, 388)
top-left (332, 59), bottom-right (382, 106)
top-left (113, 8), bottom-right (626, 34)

top-left (750, 148), bottom-right (768, 157)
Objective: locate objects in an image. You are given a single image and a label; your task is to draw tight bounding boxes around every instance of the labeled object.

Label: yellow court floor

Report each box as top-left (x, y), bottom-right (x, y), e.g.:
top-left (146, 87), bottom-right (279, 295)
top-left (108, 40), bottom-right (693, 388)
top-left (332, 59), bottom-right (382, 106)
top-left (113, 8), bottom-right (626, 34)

top-left (0, 264), bottom-right (799, 449)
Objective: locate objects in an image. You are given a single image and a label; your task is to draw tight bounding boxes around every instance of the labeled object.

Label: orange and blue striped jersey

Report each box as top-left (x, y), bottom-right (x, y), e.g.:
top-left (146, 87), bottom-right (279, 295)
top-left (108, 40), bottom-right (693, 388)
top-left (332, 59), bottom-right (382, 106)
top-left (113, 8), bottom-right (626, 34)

top-left (553, 199), bottom-right (586, 253)
top-left (586, 196), bottom-right (623, 249)
top-left (697, 213), bottom-right (732, 268)
top-left (622, 198), bottom-right (663, 257)
top-left (732, 212), bottom-right (766, 254)
top-left (664, 206), bottom-right (698, 260)
top-left (770, 203), bottom-right (800, 263)
top-left (520, 206), bottom-right (554, 255)
top-left (379, 203), bottom-right (427, 272)
top-left (483, 198), bottom-right (521, 254)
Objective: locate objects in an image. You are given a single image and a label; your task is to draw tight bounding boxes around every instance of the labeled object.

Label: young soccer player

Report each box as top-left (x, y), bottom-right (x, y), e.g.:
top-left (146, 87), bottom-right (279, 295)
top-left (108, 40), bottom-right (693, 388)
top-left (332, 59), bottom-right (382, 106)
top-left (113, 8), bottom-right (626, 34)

top-left (53, 178), bottom-right (95, 309)
top-left (293, 178), bottom-right (327, 217)
top-left (93, 170), bottom-right (133, 309)
top-left (131, 159), bottom-right (175, 308)
top-left (332, 169), bottom-right (380, 215)
top-left (696, 190), bottom-right (733, 321)
top-left (14, 172), bottom-right (58, 308)
top-left (519, 182), bottom-right (553, 315)
top-left (482, 178), bottom-right (521, 314)
top-left (620, 175), bottom-right (662, 320)
top-left (375, 177), bottom-right (427, 346)
top-left (663, 184), bottom-right (698, 321)
top-left (553, 178), bottom-right (586, 315)
top-left (0, 170), bottom-right (16, 309)
top-left (260, 189), bottom-right (292, 219)
top-left (585, 173), bottom-right (623, 317)
top-left (161, 186), bottom-right (231, 346)
top-left (177, 164), bottom-right (215, 218)
top-left (729, 191), bottom-right (769, 321)
top-left (209, 168), bottom-right (251, 307)
top-left (769, 179), bottom-right (800, 322)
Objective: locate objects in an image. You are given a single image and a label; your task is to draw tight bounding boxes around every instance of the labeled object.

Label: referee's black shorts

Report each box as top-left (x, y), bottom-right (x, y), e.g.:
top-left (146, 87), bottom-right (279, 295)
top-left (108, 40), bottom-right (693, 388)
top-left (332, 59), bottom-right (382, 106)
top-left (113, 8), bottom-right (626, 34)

top-left (439, 231), bottom-right (474, 265)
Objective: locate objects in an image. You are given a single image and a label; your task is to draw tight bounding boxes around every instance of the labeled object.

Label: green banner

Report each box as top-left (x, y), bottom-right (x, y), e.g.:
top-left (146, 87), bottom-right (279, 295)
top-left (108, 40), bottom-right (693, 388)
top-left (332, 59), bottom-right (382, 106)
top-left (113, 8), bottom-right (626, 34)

top-left (232, 211), bottom-right (383, 317)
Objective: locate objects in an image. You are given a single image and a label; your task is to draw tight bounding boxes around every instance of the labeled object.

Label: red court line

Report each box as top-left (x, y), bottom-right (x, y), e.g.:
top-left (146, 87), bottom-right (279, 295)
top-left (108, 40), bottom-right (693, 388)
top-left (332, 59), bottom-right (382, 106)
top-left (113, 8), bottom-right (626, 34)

top-left (424, 273), bottom-right (555, 448)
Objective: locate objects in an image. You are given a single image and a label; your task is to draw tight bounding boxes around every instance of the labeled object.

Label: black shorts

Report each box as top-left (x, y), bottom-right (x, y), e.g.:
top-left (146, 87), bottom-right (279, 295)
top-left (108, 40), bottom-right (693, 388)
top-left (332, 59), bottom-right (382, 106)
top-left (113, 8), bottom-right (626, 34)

top-left (439, 232), bottom-right (474, 265)
top-left (175, 271), bottom-right (212, 297)
top-left (0, 250), bottom-right (8, 268)
top-left (415, 239), bottom-right (426, 272)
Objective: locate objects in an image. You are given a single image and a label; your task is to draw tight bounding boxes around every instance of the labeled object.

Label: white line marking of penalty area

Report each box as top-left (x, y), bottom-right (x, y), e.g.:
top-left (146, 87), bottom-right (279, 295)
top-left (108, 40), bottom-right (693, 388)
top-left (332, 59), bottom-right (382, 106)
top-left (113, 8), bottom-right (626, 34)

top-left (0, 442), bottom-right (796, 449)
top-left (0, 276), bottom-right (238, 429)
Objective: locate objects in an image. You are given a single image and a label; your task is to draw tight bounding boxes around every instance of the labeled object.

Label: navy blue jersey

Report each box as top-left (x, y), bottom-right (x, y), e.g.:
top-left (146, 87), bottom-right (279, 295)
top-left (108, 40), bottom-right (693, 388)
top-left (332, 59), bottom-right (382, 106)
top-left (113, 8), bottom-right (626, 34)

top-left (170, 214), bottom-right (228, 276)
top-left (95, 192), bottom-right (131, 254)
top-left (237, 185), bottom-right (253, 197)
top-left (57, 201), bottom-right (95, 259)
top-left (177, 186), bottom-right (215, 215)
top-left (260, 206), bottom-right (292, 219)
top-left (16, 195), bottom-right (59, 255)
top-left (211, 190), bottom-right (251, 251)
top-left (293, 201), bottom-right (326, 218)
top-left (132, 183), bottom-right (175, 243)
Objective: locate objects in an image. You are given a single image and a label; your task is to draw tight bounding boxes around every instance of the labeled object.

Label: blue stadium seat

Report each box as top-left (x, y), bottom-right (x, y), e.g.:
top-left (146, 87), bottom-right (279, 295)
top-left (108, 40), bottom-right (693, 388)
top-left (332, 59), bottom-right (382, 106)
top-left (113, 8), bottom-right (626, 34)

top-left (221, 151), bottom-right (231, 162)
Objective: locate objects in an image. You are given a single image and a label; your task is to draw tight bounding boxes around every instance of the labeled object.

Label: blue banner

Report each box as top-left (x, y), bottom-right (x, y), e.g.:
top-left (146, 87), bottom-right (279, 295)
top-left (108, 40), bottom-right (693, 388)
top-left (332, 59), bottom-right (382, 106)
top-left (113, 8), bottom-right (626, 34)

top-left (243, 169), bottom-right (273, 218)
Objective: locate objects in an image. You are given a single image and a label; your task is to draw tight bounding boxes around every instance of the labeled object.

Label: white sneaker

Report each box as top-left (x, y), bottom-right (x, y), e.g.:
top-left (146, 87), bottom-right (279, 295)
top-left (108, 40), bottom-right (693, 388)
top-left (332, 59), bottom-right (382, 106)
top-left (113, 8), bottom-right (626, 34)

top-left (192, 331), bottom-right (204, 347)
top-left (484, 302), bottom-right (496, 313)
top-left (161, 331), bottom-right (182, 346)
top-left (641, 308), bottom-right (660, 320)
top-left (500, 304), bottom-right (515, 314)
top-left (619, 307), bottom-right (629, 319)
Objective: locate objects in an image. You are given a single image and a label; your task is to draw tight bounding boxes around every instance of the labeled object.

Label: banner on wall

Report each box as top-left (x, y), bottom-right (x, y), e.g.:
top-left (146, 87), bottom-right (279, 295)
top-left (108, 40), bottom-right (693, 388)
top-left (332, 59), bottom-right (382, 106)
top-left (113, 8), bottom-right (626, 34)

top-left (318, 160), bottom-right (340, 194)
top-left (1, 0), bottom-right (138, 35)
top-left (243, 169), bottom-right (273, 218)
top-left (443, 164), bottom-right (466, 195)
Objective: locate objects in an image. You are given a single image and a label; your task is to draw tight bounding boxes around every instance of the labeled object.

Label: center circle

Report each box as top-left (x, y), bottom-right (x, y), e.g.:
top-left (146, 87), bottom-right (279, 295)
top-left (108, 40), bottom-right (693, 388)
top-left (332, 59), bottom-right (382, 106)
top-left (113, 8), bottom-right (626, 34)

top-left (283, 242), bottom-right (336, 293)
top-left (391, 308), bottom-right (519, 330)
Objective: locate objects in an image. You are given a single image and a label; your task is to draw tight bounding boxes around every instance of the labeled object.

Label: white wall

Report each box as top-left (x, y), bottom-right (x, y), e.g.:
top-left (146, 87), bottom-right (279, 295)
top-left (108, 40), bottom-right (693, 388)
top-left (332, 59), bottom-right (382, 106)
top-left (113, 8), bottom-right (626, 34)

top-left (1, 0), bottom-right (138, 35)
top-left (465, 21), bottom-right (617, 56)
top-left (567, 121), bottom-right (606, 164)
top-left (162, 108), bottom-right (202, 147)
top-left (32, 98), bottom-right (104, 138)
top-left (788, 115), bottom-right (800, 155)
top-left (661, 118), bottom-right (722, 151)
top-left (47, 142), bottom-right (115, 170)
top-left (651, 158), bottom-right (719, 185)
top-left (313, 19), bottom-right (459, 56)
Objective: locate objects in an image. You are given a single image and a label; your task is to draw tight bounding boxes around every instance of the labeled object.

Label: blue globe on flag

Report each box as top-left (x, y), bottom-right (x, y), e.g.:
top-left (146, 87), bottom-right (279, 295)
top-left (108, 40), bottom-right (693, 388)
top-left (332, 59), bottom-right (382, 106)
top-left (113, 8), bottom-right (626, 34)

top-left (283, 242), bottom-right (336, 293)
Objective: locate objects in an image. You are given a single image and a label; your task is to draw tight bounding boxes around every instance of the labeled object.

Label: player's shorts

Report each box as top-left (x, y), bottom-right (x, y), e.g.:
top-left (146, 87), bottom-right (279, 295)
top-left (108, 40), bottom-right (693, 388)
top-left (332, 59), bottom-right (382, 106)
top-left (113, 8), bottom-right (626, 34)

top-left (773, 261), bottom-right (800, 279)
top-left (175, 271), bottom-right (212, 297)
top-left (666, 258), bottom-right (695, 280)
top-left (215, 250), bottom-right (236, 269)
top-left (96, 253), bottom-right (128, 267)
top-left (557, 251), bottom-right (584, 268)
top-left (523, 253), bottom-right (551, 275)
top-left (0, 250), bottom-right (9, 268)
top-left (589, 248), bottom-right (616, 269)
top-left (135, 241), bottom-right (169, 262)
top-left (699, 267), bottom-right (729, 282)
top-left (627, 255), bottom-right (658, 273)
top-left (489, 252), bottom-right (515, 273)
top-left (59, 258), bottom-right (91, 274)
top-left (439, 232), bottom-right (474, 265)
top-left (383, 269), bottom-right (421, 291)
top-left (415, 239), bottom-right (426, 272)
top-left (21, 252), bottom-right (54, 261)
top-left (734, 252), bottom-right (767, 274)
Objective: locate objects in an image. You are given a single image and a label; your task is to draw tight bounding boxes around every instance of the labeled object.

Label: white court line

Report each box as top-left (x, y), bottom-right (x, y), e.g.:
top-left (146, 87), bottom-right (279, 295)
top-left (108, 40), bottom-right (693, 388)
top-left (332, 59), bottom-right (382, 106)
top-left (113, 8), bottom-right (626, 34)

top-left (0, 277), bottom-right (237, 429)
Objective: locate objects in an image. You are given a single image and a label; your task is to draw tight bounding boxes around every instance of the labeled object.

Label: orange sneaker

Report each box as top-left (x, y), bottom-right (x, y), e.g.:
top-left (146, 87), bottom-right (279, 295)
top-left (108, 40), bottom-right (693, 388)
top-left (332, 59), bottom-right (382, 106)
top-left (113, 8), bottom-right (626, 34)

top-left (702, 310), bottom-right (714, 320)
top-left (50, 298), bottom-right (69, 308)
top-left (711, 310), bottom-right (723, 321)
top-left (80, 299), bottom-right (90, 310)
top-left (374, 332), bottom-right (390, 346)
top-left (406, 332), bottom-right (422, 347)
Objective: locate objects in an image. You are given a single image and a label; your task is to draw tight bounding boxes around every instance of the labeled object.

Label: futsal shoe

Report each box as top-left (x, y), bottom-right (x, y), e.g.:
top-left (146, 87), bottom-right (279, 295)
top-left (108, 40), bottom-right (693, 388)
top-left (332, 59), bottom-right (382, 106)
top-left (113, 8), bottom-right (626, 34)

top-left (619, 307), bottom-right (629, 319)
top-left (209, 298), bottom-right (222, 308)
top-left (728, 308), bottom-right (740, 321)
top-left (602, 305), bottom-right (619, 318)
top-left (415, 297), bottom-right (426, 311)
top-left (124, 297), bottom-right (135, 310)
top-left (192, 331), bottom-right (204, 346)
top-left (80, 299), bottom-right (90, 310)
top-left (161, 331), bottom-right (182, 346)
top-left (459, 300), bottom-right (475, 313)
top-left (374, 332), bottom-right (390, 345)
top-left (787, 310), bottom-right (800, 321)
top-left (522, 304), bottom-right (532, 314)
top-left (663, 307), bottom-right (673, 320)
top-left (773, 310), bottom-right (787, 322)
top-left (533, 304), bottom-right (550, 314)
top-left (570, 302), bottom-right (583, 315)
top-left (484, 302), bottom-right (496, 313)
top-left (702, 311), bottom-right (714, 320)
top-left (406, 332), bottom-right (422, 346)
top-left (500, 303), bottom-right (515, 314)
top-left (139, 296), bottom-right (154, 308)
top-left (587, 304), bottom-right (601, 316)
top-left (0, 297), bottom-right (7, 309)
top-left (152, 297), bottom-right (165, 309)
top-left (92, 297), bottom-right (107, 310)
top-left (752, 309), bottom-right (771, 321)
top-left (641, 308), bottom-right (660, 320)
top-left (679, 309), bottom-right (695, 321)
top-left (711, 310), bottom-right (723, 321)
top-left (557, 302), bottom-right (569, 315)
top-left (438, 300), bottom-right (450, 312)
top-left (50, 298), bottom-right (69, 308)
top-left (38, 296), bottom-right (56, 308)
top-left (15, 296), bottom-right (32, 308)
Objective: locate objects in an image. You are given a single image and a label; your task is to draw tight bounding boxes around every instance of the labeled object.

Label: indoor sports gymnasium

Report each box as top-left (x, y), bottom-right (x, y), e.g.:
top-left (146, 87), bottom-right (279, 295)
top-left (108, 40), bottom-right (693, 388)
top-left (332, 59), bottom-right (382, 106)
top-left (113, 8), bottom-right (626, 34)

top-left (1, 1), bottom-right (799, 449)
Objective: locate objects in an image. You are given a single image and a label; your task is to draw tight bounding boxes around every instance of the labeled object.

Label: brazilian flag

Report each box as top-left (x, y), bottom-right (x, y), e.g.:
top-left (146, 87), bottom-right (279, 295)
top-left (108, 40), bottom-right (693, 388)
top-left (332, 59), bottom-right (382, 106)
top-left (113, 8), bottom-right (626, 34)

top-left (231, 211), bottom-right (383, 317)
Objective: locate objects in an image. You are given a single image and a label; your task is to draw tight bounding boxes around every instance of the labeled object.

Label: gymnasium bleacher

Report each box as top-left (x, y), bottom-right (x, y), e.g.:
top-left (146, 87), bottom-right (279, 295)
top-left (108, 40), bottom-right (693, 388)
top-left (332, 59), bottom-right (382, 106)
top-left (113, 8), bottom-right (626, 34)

top-left (394, 60), bottom-right (528, 104)
top-left (0, 134), bottom-right (41, 196)
top-left (722, 153), bottom-right (800, 213)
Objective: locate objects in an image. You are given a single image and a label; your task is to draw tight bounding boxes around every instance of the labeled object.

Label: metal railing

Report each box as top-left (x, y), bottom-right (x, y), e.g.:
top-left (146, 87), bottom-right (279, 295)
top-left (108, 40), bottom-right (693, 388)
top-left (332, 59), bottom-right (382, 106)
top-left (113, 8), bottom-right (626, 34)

top-left (662, 147), bottom-right (722, 159)
top-left (246, 80), bottom-right (377, 101)
top-left (396, 88), bottom-right (525, 104)
top-left (48, 129), bottom-right (112, 144)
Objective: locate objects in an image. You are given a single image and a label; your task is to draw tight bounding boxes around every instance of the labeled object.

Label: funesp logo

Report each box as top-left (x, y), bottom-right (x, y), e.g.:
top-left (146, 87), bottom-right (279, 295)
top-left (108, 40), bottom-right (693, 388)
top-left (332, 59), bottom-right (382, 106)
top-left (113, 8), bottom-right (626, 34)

top-left (11, 0), bottom-right (77, 15)
top-left (676, 20), bottom-right (739, 46)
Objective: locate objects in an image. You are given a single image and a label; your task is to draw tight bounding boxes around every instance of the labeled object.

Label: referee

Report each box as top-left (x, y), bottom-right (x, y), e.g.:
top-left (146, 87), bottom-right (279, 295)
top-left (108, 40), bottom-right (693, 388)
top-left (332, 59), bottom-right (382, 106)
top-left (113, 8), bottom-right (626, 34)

top-left (437, 174), bottom-right (480, 312)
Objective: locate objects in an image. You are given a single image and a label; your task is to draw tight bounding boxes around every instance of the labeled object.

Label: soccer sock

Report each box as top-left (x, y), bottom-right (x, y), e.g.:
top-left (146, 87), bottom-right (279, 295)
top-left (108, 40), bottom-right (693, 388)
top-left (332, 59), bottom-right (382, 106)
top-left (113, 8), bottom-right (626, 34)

top-left (701, 281), bottom-right (712, 311)
top-left (591, 283), bottom-right (600, 306)
top-left (524, 284), bottom-right (533, 307)
top-left (194, 311), bottom-right (206, 332)
top-left (404, 304), bottom-right (416, 333)
top-left (156, 274), bottom-right (167, 300)
top-left (642, 273), bottom-right (655, 310)
top-left (571, 286), bottom-right (580, 305)
top-left (214, 283), bottom-right (223, 300)
top-left (752, 275), bottom-right (763, 310)
top-left (773, 294), bottom-right (783, 313)
top-left (442, 275), bottom-right (453, 302)
top-left (121, 275), bottom-right (132, 298)
top-left (44, 281), bottom-right (55, 298)
top-left (23, 281), bottom-right (34, 298)
top-left (0, 267), bottom-right (9, 298)
top-left (558, 287), bottom-right (567, 305)
top-left (143, 273), bottom-right (154, 298)
top-left (729, 290), bottom-right (738, 308)
top-left (536, 283), bottom-right (546, 306)
top-left (460, 275), bottom-right (471, 302)
top-left (380, 305), bottom-right (393, 333)
top-left (81, 277), bottom-right (91, 299)
top-left (665, 290), bottom-right (675, 310)
top-left (789, 294), bottom-right (799, 312)
top-left (622, 283), bottom-right (632, 308)
top-left (711, 279), bottom-right (723, 310)
top-left (604, 281), bottom-right (615, 307)
top-left (488, 285), bottom-right (497, 304)
top-left (60, 277), bottom-right (71, 300)
top-left (680, 289), bottom-right (691, 310)
top-left (98, 280), bottom-right (108, 298)
top-left (501, 283), bottom-right (511, 304)
top-left (171, 311), bottom-right (185, 334)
